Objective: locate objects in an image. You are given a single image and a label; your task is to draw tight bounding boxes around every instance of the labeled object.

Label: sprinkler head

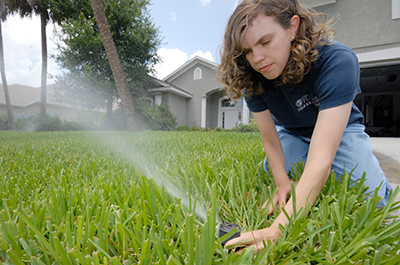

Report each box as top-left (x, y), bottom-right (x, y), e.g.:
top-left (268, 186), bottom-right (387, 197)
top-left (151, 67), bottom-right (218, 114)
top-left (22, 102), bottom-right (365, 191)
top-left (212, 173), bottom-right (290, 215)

top-left (218, 222), bottom-right (241, 246)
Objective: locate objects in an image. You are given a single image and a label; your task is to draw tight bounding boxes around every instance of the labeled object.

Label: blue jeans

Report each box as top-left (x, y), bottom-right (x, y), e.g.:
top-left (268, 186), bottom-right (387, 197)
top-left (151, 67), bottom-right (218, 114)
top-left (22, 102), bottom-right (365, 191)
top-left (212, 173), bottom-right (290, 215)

top-left (263, 124), bottom-right (392, 206)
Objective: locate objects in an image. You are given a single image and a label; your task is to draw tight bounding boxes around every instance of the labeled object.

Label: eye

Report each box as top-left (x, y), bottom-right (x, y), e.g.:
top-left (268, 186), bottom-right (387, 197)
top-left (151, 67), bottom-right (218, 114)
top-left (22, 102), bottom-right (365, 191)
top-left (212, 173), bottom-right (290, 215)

top-left (262, 40), bottom-right (270, 46)
top-left (243, 49), bottom-right (251, 56)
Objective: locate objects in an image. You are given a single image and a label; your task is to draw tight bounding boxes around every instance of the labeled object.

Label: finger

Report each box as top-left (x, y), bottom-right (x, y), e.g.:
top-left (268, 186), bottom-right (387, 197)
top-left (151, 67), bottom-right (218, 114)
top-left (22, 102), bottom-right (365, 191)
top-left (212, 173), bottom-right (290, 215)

top-left (270, 193), bottom-right (281, 214)
top-left (224, 231), bottom-right (259, 249)
top-left (233, 245), bottom-right (256, 255)
top-left (278, 193), bottom-right (287, 208)
top-left (261, 199), bottom-right (269, 209)
top-left (263, 193), bottom-right (279, 214)
top-left (225, 236), bottom-right (252, 248)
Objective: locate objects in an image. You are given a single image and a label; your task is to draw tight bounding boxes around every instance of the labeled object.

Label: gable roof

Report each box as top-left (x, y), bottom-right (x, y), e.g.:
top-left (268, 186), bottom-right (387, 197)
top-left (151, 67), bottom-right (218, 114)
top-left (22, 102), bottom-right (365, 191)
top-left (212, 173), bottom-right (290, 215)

top-left (0, 84), bottom-right (104, 110)
top-left (147, 76), bottom-right (192, 98)
top-left (163, 56), bottom-right (219, 83)
top-left (0, 84), bottom-right (60, 106)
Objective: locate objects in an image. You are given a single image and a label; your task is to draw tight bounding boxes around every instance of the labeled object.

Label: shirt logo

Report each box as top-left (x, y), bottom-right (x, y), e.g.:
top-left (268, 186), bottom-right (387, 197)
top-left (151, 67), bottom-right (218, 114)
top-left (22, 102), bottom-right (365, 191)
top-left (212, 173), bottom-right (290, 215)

top-left (296, 94), bottom-right (320, 112)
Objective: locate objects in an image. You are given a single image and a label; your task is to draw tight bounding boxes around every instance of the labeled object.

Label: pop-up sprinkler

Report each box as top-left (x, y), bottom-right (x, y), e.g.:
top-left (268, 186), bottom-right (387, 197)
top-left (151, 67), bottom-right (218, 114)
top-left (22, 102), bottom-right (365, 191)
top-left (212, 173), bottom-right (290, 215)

top-left (218, 222), bottom-right (241, 246)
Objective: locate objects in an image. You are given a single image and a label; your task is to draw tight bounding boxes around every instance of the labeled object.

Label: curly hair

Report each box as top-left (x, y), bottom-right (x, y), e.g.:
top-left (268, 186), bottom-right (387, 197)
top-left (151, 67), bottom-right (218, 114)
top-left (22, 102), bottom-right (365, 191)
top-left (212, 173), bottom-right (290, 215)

top-left (217, 0), bottom-right (335, 101)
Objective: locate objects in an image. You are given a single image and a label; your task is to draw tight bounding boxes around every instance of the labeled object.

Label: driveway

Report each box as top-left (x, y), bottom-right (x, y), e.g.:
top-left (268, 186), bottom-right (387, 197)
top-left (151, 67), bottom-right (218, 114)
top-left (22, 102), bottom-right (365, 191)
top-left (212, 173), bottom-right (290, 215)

top-left (370, 137), bottom-right (400, 216)
top-left (370, 137), bottom-right (400, 185)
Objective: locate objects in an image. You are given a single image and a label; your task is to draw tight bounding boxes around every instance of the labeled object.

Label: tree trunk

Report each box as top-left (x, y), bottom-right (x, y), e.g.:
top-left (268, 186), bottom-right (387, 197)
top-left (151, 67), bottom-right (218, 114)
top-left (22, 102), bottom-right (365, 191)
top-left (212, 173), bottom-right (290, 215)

top-left (39, 9), bottom-right (47, 117)
top-left (0, 20), bottom-right (14, 130)
top-left (89, 0), bottom-right (140, 131)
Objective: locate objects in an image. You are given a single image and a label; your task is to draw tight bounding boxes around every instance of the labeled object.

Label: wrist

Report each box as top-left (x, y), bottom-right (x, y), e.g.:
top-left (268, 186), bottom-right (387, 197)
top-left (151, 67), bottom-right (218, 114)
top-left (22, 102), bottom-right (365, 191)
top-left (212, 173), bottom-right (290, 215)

top-left (274, 175), bottom-right (291, 189)
top-left (261, 226), bottom-right (283, 239)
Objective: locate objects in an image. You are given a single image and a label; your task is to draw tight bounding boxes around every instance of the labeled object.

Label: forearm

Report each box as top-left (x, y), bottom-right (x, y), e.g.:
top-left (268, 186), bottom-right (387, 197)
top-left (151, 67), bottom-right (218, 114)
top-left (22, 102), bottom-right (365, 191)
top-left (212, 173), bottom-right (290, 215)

top-left (263, 140), bottom-right (290, 188)
top-left (252, 111), bottom-right (290, 188)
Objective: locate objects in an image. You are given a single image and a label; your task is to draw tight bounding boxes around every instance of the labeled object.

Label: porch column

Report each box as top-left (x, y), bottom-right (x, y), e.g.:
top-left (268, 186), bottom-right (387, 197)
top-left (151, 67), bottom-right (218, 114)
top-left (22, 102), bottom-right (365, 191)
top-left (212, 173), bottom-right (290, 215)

top-left (201, 97), bottom-right (207, 128)
top-left (242, 98), bottom-right (250, 124)
top-left (155, 94), bottom-right (162, 106)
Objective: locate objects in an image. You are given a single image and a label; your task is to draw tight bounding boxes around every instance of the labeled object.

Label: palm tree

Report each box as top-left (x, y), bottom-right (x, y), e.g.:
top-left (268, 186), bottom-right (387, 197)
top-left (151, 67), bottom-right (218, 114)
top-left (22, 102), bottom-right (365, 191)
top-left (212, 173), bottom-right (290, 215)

top-left (89, 0), bottom-right (140, 130)
top-left (30, 1), bottom-right (50, 117)
top-left (0, 1), bottom-right (15, 130)
top-left (5, 0), bottom-right (49, 117)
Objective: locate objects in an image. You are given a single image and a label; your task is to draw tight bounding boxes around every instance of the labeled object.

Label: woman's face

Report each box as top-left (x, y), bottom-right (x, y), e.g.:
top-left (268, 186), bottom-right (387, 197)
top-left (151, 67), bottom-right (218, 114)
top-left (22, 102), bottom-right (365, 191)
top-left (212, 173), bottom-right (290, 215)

top-left (242, 14), bottom-right (299, 80)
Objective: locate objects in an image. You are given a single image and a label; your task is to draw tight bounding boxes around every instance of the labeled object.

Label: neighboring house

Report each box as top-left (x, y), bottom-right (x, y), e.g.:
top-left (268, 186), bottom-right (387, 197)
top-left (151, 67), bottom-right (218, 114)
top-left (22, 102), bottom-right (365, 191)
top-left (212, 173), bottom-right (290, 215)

top-left (0, 84), bottom-right (105, 125)
top-left (148, 56), bottom-right (251, 130)
top-left (301, 0), bottom-right (400, 136)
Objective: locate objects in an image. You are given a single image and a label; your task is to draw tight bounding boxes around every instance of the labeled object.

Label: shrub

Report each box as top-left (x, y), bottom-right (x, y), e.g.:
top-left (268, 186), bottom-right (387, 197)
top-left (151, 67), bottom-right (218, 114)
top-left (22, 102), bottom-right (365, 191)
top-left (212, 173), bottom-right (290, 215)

top-left (137, 102), bottom-right (178, 131)
top-left (63, 120), bottom-right (97, 131)
top-left (213, 127), bottom-right (227, 132)
top-left (14, 112), bottom-right (63, 131)
top-left (175, 125), bottom-right (191, 131)
top-left (175, 119), bottom-right (258, 132)
top-left (0, 114), bottom-right (10, 130)
top-left (231, 118), bottom-right (259, 132)
top-left (9, 112), bottom-right (92, 132)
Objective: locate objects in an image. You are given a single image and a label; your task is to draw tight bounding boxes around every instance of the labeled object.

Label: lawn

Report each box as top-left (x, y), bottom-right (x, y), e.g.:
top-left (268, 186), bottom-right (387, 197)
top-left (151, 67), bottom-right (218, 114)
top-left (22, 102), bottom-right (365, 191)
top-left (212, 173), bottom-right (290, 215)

top-left (0, 131), bottom-right (399, 264)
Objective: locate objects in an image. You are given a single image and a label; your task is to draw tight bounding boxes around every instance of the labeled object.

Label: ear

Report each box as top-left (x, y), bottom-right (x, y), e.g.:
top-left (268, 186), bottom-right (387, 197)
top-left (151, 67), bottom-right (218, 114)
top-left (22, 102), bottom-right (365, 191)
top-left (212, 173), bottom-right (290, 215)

top-left (290, 15), bottom-right (300, 38)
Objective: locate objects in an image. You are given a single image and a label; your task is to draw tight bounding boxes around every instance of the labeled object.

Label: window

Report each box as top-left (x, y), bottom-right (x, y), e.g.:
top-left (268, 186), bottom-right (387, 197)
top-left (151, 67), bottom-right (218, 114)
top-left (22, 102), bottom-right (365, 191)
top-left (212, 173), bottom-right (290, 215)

top-left (194, 67), bottom-right (202, 80)
top-left (221, 98), bottom-right (243, 108)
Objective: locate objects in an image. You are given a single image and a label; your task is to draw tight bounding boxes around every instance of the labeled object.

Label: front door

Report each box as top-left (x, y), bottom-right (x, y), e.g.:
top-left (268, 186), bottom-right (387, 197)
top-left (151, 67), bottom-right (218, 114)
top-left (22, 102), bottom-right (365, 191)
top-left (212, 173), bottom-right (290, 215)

top-left (219, 98), bottom-right (243, 129)
top-left (222, 110), bottom-right (240, 129)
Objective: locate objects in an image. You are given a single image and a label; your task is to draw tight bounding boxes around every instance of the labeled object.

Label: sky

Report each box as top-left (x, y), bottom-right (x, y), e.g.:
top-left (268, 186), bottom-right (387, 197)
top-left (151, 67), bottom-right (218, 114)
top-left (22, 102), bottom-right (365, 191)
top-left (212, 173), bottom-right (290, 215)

top-left (1, 0), bottom-right (240, 87)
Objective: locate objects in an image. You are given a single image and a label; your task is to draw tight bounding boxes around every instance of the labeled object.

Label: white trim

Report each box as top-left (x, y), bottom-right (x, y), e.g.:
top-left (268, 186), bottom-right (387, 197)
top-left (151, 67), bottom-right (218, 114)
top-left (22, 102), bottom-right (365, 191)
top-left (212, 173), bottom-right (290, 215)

top-left (155, 94), bottom-right (162, 106)
top-left (217, 97), bottom-right (244, 128)
top-left (201, 97), bottom-right (207, 128)
top-left (393, 0), bottom-right (400, 19)
top-left (299, 0), bottom-right (335, 8)
top-left (163, 56), bottom-right (218, 82)
top-left (194, 67), bottom-right (203, 80)
top-left (242, 100), bottom-right (250, 125)
top-left (356, 47), bottom-right (400, 68)
top-left (148, 86), bottom-right (192, 98)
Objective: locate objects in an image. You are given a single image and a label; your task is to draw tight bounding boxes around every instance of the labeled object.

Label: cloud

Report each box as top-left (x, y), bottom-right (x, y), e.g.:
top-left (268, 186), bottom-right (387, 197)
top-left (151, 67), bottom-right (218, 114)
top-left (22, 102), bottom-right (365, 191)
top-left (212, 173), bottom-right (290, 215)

top-left (2, 14), bottom-right (60, 87)
top-left (153, 49), bottom-right (215, 80)
top-left (170, 11), bottom-right (177, 21)
top-left (190, 51), bottom-right (214, 62)
top-left (200, 0), bottom-right (211, 6)
top-left (153, 48), bottom-right (188, 79)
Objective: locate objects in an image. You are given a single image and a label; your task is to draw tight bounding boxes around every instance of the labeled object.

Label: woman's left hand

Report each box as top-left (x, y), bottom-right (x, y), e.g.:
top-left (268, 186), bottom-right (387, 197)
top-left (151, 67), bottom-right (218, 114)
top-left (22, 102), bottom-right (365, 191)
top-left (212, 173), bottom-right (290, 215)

top-left (224, 226), bottom-right (282, 253)
top-left (262, 180), bottom-right (298, 215)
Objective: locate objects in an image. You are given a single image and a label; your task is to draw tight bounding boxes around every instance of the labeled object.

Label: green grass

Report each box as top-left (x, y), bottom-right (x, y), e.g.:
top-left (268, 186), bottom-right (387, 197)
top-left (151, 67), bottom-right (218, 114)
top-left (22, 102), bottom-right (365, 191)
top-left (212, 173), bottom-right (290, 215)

top-left (0, 131), bottom-right (399, 264)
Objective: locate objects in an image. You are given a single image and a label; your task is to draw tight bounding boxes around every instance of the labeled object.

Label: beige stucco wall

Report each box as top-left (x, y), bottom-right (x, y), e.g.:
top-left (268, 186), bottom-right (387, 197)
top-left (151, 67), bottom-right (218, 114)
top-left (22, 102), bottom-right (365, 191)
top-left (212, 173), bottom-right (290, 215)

top-left (168, 63), bottom-right (221, 127)
top-left (166, 92), bottom-right (188, 126)
top-left (313, 0), bottom-right (400, 53)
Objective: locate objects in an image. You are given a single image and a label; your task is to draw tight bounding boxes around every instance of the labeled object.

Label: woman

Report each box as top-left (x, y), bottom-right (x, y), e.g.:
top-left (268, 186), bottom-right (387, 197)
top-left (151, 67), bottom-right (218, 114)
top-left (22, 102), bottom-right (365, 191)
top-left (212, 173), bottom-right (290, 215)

top-left (217, 0), bottom-right (392, 251)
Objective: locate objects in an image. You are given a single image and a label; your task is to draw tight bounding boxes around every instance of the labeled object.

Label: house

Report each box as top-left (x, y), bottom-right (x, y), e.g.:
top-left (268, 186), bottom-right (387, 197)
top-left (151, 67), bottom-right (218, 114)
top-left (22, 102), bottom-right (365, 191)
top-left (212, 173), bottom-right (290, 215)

top-left (148, 0), bottom-right (400, 134)
top-left (0, 84), bottom-right (106, 125)
top-left (301, 0), bottom-right (400, 136)
top-left (147, 56), bottom-right (251, 130)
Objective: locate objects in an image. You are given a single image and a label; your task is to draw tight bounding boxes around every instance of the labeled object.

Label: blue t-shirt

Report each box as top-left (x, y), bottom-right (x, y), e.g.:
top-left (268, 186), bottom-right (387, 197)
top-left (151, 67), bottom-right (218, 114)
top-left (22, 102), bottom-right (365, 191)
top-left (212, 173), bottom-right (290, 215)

top-left (246, 42), bottom-right (364, 138)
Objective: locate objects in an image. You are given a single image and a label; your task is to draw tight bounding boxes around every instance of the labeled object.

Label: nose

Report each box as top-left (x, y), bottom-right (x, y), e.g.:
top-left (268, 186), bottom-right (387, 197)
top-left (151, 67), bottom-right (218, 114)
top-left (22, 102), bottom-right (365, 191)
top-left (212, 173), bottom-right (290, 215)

top-left (252, 47), bottom-right (265, 64)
